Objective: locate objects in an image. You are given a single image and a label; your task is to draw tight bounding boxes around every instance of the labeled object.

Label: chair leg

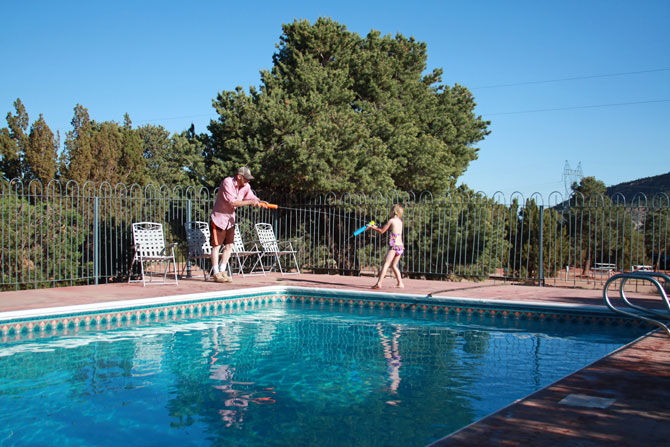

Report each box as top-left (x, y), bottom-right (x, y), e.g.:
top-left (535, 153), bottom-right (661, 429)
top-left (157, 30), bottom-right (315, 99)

top-left (128, 257), bottom-right (137, 283)
top-left (248, 254), bottom-right (265, 276)
top-left (159, 258), bottom-right (178, 285)
top-left (275, 254), bottom-right (284, 275)
top-left (191, 257), bottom-right (209, 281)
top-left (139, 259), bottom-right (147, 286)
top-left (236, 255), bottom-right (246, 278)
top-left (163, 260), bottom-right (169, 283)
top-left (181, 259), bottom-right (188, 279)
top-left (254, 254), bottom-right (266, 276)
top-left (182, 257), bottom-right (200, 280)
top-left (292, 252), bottom-right (301, 274)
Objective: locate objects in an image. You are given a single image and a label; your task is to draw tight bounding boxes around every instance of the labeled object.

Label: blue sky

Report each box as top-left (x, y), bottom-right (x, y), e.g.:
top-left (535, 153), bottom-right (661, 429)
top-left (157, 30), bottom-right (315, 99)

top-left (2, 0), bottom-right (668, 201)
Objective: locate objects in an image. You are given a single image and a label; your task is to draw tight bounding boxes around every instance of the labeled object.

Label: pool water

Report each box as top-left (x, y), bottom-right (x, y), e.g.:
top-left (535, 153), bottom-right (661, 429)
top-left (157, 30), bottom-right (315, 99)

top-left (0, 302), bottom-right (646, 447)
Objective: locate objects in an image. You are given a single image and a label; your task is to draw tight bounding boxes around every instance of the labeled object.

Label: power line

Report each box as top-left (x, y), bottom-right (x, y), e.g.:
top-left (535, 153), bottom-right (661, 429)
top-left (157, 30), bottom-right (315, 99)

top-left (472, 68), bottom-right (670, 90)
top-left (486, 99), bottom-right (670, 116)
top-left (129, 69), bottom-right (670, 125)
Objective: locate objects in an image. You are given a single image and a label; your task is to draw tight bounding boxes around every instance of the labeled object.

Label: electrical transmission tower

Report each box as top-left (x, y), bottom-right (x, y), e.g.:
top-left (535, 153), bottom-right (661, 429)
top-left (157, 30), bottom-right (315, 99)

top-left (563, 161), bottom-right (583, 196)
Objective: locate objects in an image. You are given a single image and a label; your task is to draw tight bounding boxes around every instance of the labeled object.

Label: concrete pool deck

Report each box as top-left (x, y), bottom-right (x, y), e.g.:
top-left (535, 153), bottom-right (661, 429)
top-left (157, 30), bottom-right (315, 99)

top-left (1, 273), bottom-right (668, 446)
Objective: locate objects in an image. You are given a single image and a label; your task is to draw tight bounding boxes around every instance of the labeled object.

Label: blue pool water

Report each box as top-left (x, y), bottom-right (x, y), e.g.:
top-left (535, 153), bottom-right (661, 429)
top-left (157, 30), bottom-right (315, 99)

top-left (0, 301), bottom-right (646, 447)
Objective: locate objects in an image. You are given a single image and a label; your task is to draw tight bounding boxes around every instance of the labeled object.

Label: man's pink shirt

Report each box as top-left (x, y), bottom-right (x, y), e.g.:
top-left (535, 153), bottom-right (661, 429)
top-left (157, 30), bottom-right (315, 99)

top-left (210, 176), bottom-right (258, 230)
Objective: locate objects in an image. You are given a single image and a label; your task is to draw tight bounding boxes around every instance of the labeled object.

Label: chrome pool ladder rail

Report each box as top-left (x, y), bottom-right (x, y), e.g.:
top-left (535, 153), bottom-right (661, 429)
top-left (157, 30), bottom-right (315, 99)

top-left (603, 271), bottom-right (670, 337)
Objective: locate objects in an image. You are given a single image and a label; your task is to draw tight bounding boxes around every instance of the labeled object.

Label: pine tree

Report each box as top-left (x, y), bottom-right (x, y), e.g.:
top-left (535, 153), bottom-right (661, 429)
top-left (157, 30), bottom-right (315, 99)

top-left (119, 114), bottom-right (146, 185)
top-left (0, 98), bottom-right (29, 180)
top-left (170, 127), bottom-right (207, 188)
top-left (62, 104), bottom-right (94, 184)
top-left (139, 124), bottom-right (173, 186)
top-left (88, 121), bottom-right (122, 184)
top-left (25, 114), bottom-right (58, 183)
top-left (208, 18), bottom-right (490, 195)
top-left (138, 123), bottom-right (206, 188)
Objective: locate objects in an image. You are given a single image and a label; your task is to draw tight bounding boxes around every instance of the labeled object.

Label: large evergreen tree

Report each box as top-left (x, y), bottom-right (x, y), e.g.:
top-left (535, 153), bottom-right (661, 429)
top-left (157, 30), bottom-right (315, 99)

top-left (0, 98), bottom-right (30, 180)
top-left (138, 124), bottom-right (173, 185)
top-left (89, 121), bottom-right (122, 183)
top-left (571, 176), bottom-right (607, 198)
top-left (119, 114), bottom-right (146, 185)
top-left (25, 114), bottom-right (58, 183)
top-left (1, 99), bottom-right (59, 183)
top-left (61, 106), bottom-right (148, 185)
top-left (170, 125), bottom-right (208, 188)
top-left (207, 18), bottom-right (490, 195)
top-left (62, 104), bottom-right (94, 184)
top-left (136, 123), bottom-right (207, 188)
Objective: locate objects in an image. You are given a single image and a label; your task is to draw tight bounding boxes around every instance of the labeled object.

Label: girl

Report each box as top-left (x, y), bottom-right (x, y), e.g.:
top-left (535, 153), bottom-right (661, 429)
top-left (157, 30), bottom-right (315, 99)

top-left (370, 204), bottom-right (405, 289)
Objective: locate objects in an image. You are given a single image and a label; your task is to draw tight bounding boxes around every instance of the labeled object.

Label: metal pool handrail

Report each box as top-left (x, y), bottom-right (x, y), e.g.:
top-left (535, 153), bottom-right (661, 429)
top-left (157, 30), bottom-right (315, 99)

top-left (603, 271), bottom-right (670, 337)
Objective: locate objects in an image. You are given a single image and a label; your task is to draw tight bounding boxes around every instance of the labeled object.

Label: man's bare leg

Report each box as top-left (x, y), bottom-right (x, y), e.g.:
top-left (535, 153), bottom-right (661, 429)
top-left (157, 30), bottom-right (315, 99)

top-left (218, 244), bottom-right (234, 282)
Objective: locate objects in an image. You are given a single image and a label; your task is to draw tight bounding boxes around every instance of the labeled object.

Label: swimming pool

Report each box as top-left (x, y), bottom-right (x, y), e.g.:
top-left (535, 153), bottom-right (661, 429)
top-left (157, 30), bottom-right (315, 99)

top-left (0, 289), bottom-right (650, 446)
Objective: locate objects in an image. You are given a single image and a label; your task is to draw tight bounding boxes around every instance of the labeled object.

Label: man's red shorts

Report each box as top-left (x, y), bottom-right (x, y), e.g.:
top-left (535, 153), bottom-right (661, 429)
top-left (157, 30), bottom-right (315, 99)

top-left (210, 220), bottom-right (235, 247)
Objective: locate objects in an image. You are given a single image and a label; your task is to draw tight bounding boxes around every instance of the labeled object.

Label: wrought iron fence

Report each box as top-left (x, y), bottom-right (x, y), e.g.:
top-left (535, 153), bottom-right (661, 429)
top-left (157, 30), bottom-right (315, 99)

top-left (1, 179), bottom-right (668, 290)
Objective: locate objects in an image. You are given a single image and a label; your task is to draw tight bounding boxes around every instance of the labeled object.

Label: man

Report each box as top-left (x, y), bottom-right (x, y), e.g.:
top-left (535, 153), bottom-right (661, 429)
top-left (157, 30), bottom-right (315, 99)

top-left (210, 166), bottom-right (261, 283)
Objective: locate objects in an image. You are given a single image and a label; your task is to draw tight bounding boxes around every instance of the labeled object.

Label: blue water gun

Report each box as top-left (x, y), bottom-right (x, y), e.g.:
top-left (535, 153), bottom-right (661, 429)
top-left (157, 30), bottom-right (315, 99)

top-left (353, 221), bottom-right (375, 236)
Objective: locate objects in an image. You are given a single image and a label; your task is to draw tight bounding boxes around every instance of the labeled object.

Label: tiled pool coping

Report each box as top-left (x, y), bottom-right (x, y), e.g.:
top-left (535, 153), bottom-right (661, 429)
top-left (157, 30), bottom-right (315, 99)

top-left (0, 286), bottom-right (650, 340)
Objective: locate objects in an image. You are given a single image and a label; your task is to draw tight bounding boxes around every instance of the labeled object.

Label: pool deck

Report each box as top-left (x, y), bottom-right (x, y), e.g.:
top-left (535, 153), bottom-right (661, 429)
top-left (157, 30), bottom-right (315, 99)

top-left (1, 273), bottom-right (668, 446)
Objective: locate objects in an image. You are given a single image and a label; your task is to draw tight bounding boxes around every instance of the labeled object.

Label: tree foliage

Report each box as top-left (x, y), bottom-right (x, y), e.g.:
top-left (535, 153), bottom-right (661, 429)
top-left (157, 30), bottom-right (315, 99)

top-left (568, 176), bottom-right (646, 274)
top-left (1, 99), bottom-right (59, 183)
top-left (25, 114), bottom-right (58, 183)
top-left (60, 105), bottom-right (149, 185)
top-left (571, 176), bottom-right (606, 198)
top-left (207, 18), bottom-right (490, 195)
top-left (138, 124), bottom-right (206, 188)
top-left (1, 100), bottom-right (207, 190)
top-left (61, 104), bottom-right (95, 183)
top-left (119, 114), bottom-right (147, 185)
top-left (514, 199), bottom-right (569, 278)
top-left (1, 99), bottom-right (30, 180)
top-left (0, 193), bottom-right (89, 289)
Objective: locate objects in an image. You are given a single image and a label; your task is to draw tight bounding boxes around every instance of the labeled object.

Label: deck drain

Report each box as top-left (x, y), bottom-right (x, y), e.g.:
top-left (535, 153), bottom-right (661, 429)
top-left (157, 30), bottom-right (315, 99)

top-left (558, 394), bottom-right (615, 409)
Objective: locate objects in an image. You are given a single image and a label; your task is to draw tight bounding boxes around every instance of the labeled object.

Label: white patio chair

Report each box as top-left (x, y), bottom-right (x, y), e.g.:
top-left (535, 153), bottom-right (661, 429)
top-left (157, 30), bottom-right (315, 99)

top-left (231, 225), bottom-right (266, 277)
top-left (128, 222), bottom-right (178, 286)
top-left (254, 223), bottom-right (300, 275)
top-left (183, 221), bottom-right (219, 281)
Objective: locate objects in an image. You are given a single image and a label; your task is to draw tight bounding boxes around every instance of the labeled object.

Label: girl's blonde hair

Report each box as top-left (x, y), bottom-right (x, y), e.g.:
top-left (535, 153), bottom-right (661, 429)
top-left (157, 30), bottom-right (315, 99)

top-left (391, 204), bottom-right (404, 219)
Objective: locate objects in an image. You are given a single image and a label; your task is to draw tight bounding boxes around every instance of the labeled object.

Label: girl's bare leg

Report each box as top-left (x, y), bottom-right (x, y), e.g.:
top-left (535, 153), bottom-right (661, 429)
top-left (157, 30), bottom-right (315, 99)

top-left (391, 255), bottom-right (404, 288)
top-left (373, 250), bottom-right (395, 288)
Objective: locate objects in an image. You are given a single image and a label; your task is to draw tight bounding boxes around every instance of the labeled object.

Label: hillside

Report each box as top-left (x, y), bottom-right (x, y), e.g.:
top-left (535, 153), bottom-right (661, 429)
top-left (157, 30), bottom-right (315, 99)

top-left (606, 171), bottom-right (670, 199)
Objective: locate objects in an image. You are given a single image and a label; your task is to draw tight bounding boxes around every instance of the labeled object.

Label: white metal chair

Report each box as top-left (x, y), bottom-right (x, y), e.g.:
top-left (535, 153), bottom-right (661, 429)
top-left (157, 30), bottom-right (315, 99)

top-left (254, 223), bottom-right (300, 275)
top-left (231, 225), bottom-right (266, 277)
top-left (183, 221), bottom-right (218, 281)
top-left (128, 222), bottom-right (178, 286)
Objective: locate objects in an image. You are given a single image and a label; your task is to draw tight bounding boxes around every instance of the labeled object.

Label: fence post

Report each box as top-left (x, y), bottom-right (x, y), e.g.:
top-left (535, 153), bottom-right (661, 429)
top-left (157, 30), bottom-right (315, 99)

top-left (94, 197), bottom-right (99, 285)
top-left (186, 200), bottom-right (192, 278)
top-left (538, 205), bottom-right (544, 287)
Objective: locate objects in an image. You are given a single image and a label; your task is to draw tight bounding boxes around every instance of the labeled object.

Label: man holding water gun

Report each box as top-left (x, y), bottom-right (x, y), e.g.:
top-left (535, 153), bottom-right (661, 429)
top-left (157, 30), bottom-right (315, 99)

top-left (210, 166), bottom-right (262, 283)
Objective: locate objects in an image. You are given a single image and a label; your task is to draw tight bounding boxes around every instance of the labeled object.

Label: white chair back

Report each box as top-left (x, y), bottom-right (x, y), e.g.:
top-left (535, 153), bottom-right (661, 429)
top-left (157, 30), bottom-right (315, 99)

top-left (255, 223), bottom-right (281, 253)
top-left (233, 225), bottom-right (246, 253)
top-left (185, 221), bottom-right (213, 257)
top-left (254, 222), bottom-right (300, 274)
top-left (129, 221), bottom-right (178, 286)
top-left (132, 222), bottom-right (167, 257)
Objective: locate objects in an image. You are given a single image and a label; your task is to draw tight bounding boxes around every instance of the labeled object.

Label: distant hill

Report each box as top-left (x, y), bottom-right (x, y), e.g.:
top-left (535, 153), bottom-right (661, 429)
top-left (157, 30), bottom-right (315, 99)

top-left (606, 171), bottom-right (670, 199)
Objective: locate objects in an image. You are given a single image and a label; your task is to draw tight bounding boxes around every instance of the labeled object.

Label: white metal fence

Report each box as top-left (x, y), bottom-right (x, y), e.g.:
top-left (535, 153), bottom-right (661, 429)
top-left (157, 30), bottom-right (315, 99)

top-left (1, 179), bottom-right (668, 290)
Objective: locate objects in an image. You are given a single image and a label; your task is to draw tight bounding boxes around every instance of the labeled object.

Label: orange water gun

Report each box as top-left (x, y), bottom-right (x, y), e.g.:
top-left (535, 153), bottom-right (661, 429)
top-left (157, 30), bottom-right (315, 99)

top-left (259, 201), bottom-right (278, 209)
